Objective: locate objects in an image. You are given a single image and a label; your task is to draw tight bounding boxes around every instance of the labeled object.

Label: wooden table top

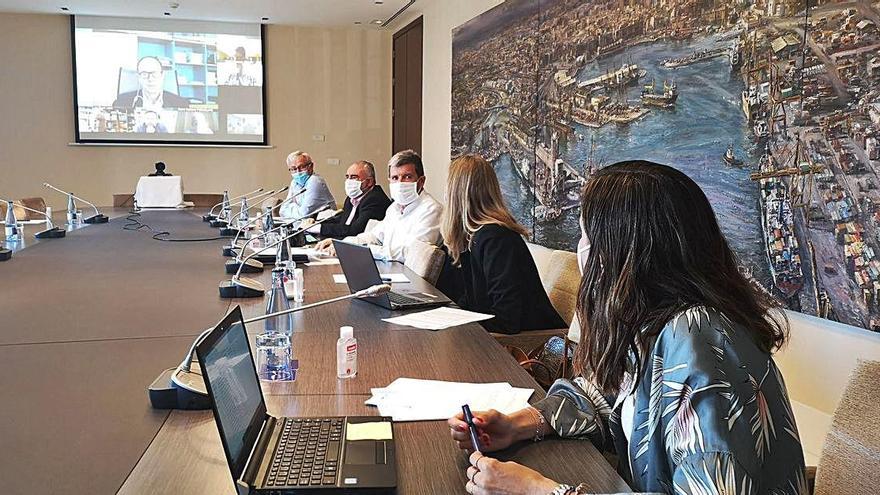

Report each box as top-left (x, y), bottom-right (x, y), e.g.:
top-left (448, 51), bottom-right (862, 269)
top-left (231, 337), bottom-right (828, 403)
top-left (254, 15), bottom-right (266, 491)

top-left (0, 209), bottom-right (630, 495)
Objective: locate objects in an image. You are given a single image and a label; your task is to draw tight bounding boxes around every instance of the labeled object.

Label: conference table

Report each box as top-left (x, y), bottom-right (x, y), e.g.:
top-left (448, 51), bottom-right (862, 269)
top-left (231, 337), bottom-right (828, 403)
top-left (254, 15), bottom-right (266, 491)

top-left (0, 208), bottom-right (629, 494)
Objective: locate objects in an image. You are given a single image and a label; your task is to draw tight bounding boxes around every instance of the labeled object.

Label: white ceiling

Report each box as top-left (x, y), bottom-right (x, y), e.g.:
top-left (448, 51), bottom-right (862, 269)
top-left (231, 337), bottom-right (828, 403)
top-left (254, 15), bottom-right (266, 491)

top-left (0, 0), bottom-right (417, 27)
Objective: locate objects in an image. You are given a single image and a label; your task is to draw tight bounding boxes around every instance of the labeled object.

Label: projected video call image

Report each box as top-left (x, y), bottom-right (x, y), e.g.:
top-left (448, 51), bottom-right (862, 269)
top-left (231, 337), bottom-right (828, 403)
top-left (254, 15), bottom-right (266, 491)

top-left (73, 17), bottom-right (265, 144)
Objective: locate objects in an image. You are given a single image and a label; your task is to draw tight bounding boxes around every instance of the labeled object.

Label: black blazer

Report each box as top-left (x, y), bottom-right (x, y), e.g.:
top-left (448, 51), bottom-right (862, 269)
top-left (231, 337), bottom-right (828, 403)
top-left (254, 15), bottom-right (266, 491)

top-left (457, 224), bottom-right (566, 334)
top-left (319, 185), bottom-right (391, 239)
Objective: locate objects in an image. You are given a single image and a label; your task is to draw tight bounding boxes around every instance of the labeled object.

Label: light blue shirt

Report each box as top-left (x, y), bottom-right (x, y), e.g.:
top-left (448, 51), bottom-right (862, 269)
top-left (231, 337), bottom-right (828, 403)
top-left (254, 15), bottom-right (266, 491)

top-left (280, 173), bottom-right (336, 220)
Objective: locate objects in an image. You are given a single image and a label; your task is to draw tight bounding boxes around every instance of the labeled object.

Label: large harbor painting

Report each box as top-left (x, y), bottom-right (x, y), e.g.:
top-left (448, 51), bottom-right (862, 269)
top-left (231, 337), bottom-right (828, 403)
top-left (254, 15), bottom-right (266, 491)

top-left (451, 0), bottom-right (880, 331)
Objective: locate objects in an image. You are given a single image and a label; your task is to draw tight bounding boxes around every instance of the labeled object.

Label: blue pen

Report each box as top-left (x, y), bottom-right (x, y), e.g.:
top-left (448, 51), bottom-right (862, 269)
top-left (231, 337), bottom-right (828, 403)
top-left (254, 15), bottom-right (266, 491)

top-left (461, 404), bottom-right (482, 452)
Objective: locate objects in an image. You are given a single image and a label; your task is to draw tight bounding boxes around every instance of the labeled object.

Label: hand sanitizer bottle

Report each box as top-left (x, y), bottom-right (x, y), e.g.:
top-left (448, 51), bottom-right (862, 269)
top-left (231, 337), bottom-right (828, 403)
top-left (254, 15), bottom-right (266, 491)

top-left (336, 326), bottom-right (357, 379)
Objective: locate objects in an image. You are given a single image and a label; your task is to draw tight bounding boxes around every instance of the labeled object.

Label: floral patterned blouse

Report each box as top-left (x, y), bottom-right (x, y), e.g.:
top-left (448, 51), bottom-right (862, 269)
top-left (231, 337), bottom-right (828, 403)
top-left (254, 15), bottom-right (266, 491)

top-left (534, 307), bottom-right (806, 494)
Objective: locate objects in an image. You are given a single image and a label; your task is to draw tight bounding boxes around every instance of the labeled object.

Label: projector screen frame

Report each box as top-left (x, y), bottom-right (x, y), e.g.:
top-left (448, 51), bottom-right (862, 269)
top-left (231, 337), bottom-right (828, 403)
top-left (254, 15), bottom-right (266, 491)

top-left (70, 15), bottom-right (269, 146)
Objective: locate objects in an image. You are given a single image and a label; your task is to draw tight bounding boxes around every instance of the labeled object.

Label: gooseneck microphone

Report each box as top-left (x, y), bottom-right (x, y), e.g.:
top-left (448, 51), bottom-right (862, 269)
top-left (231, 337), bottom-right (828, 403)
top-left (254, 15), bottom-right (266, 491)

top-left (0, 198), bottom-right (66, 239)
top-left (217, 188), bottom-right (283, 236)
top-left (203, 187), bottom-right (263, 222)
top-left (209, 188), bottom-right (271, 228)
top-left (222, 189), bottom-right (306, 258)
top-left (220, 186), bottom-right (292, 239)
top-left (219, 214), bottom-right (340, 298)
top-left (43, 183), bottom-right (109, 224)
top-left (225, 203), bottom-right (333, 271)
top-left (154, 284), bottom-right (392, 407)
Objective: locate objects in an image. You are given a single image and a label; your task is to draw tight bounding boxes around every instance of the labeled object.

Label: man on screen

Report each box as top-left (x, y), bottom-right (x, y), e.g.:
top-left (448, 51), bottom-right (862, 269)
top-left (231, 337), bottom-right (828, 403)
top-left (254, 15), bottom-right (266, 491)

top-left (134, 110), bottom-right (169, 133)
top-left (113, 56), bottom-right (190, 110)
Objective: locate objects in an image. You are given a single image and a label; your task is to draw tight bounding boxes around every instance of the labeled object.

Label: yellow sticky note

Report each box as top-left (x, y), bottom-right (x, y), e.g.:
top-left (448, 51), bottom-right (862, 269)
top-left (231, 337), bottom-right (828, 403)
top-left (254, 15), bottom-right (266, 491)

top-left (345, 422), bottom-right (393, 441)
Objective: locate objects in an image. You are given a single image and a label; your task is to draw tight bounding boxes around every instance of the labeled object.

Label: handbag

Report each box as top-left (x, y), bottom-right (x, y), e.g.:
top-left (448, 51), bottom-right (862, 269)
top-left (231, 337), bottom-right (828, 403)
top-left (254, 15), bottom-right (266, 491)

top-left (506, 335), bottom-right (575, 390)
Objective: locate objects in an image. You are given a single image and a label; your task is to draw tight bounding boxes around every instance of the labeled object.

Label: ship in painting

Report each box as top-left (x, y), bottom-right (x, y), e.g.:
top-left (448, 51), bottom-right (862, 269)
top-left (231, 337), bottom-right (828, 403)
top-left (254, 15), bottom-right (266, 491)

top-left (661, 47), bottom-right (727, 69)
top-left (722, 145), bottom-right (743, 167)
top-left (640, 79), bottom-right (678, 108)
top-left (755, 152), bottom-right (804, 299)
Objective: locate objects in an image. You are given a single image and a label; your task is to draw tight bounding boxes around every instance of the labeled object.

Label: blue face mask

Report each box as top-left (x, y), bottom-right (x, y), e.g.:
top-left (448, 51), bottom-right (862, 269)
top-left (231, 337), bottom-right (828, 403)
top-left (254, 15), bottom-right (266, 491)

top-left (292, 171), bottom-right (309, 188)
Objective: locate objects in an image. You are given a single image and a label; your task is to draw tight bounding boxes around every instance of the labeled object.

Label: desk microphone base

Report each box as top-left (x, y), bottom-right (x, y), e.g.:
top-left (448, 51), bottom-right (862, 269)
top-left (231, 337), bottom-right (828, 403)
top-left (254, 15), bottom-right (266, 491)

top-left (209, 219), bottom-right (228, 228)
top-left (219, 279), bottom-right (265, 298)
top-left (202, 214), bottom-right (216, 222)
top-left (148, 367), bottom-right (211, 410)
top-left (0, 248), bottom-right (10, 261)
top-left (35, 227), bottom-right (66, 239)
top-left (222, 245), bottom-right (238, 257)
top-left (83, 214), bottom-right (109, 224)
top-left (219, 227), bottom-right (241, 237)
top-left (225, 258), bottom-right (263, 274)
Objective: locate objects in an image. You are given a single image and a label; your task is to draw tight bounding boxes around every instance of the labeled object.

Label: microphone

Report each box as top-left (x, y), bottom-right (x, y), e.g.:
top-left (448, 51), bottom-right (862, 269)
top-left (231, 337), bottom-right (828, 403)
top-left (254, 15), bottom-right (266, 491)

top-left (225, 201), bottom-right (331, 259)
top-left (221, 189), bottom-right (305, 257)
top-left (0, 198), bottom-right (65, 239)
top-left (43, 183), bottom-right (109, 224)
top-left (209, 188), bottom-right (270, 228)
top-left (224, 204), bottom-right (337, 275)
top-left (153, 284), bottom-right (392, 408)
top-left (217, 188), bottom-right (284, 236)
top-left (202, 188), bottom-right (262, 222)
top-left (219, 214), bottom-right (340, 298)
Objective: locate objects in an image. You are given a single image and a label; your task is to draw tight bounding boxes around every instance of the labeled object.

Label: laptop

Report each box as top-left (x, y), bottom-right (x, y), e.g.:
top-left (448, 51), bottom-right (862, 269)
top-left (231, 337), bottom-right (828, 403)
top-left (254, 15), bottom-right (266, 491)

top-left (332, 240), bottom-right (452, 310)
top-left (196, 306), bottom-right (397, 494)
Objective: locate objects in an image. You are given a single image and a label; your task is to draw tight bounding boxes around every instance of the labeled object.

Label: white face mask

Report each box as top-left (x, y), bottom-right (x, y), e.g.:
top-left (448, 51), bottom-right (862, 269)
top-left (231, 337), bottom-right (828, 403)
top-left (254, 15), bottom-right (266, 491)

top-left (390, 181), bottom-right (419, 206)
top-left (345, 179), bottom-right (364, 199)
top-left (577, 235), bottom-right (590, 275)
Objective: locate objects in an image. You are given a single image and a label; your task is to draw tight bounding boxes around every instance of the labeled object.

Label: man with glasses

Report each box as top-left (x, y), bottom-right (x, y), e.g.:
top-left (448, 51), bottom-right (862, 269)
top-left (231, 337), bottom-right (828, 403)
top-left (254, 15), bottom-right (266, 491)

top-left (279, 151), bottom-right (337, 220)
top-left (113, 56), bottom-right (190, 109)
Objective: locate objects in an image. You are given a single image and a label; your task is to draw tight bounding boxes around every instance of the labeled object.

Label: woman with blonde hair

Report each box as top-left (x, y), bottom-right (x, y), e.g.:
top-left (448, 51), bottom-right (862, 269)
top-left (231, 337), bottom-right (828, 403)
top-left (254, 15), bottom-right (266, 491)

top-left (441, 154), bottom-right (564, 334)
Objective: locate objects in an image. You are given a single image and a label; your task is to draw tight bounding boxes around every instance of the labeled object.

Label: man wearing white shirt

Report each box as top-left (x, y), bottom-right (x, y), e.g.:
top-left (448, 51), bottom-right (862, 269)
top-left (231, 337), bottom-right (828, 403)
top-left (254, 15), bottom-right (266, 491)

top-left (315, 150), bottom-right (442, 263)
top-left (279, 151), bottom-right (336, 220)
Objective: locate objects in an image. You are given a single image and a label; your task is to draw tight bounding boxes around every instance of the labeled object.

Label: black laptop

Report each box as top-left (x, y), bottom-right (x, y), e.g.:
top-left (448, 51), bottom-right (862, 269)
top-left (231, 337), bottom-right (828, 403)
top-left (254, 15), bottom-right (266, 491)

top-left (332, 240), bottom-right (451, 310)
top-left (196, 306), bottom-right (397, 494)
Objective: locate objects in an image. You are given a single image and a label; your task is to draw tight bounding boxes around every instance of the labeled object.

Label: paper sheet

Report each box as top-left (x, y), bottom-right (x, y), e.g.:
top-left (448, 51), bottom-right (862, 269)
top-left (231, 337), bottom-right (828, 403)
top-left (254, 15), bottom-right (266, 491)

top-left (345, 421), bottom-right (393, 441)
top-left (305, 258), bottom-right (340, 266)
top-left (364, 378), bottom-right (533, 422)
top-left (381, 307), bottom-right (493, 330)
top-left (333, 273), bottom-right (410, 284)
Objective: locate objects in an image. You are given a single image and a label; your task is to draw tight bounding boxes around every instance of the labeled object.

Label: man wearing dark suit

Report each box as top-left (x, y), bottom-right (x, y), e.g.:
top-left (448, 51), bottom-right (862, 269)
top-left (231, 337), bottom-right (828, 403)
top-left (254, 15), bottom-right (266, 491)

top-left (112, 56), bottom-right (190, 109)
top-left (305, 160), bottom-right (391, 239)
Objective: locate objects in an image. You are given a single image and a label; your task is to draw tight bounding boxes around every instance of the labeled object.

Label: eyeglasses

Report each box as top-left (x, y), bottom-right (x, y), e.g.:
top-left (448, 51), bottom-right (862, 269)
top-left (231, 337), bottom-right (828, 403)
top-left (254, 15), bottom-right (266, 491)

top-left (290, 162), bottom-right (313, 172)
top-left (138, 70), bottom-right (163, 79)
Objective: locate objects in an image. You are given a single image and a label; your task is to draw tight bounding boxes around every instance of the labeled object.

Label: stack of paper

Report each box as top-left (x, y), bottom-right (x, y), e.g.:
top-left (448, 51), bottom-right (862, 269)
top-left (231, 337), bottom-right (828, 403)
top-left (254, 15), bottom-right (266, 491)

top-left (382, 307), bottom-right (493, 330)
top-left (365, 378), bottom-right (534, 422)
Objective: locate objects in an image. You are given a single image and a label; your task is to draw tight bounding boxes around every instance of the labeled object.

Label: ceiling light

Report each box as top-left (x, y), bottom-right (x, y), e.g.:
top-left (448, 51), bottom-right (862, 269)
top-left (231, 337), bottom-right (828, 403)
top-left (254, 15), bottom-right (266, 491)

top-left (375, 1), bottom-right (384, 4)
top-left (261, 16), bottom-right (269, 21)
top-left (370, 19), bottom-right (384, 25)
top-left (164, 11), bottom-right (171, 16)
top-left (354, 21), bottom-right (363, 25)
top-left (60, 6), bottom-right (69, 11)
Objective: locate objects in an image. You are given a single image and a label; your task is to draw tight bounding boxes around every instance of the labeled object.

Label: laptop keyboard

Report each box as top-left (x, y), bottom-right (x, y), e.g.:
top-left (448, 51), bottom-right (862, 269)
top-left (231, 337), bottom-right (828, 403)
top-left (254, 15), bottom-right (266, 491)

top-left (265, 418), bottom-right (343, 488)
top-left (387, 292), bottom-right (423, 306)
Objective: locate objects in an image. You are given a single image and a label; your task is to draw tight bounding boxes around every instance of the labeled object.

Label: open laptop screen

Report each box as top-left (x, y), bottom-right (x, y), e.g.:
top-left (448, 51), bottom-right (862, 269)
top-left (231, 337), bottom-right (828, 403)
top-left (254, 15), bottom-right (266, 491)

top-left (197, 306), bottom-right (267, 481)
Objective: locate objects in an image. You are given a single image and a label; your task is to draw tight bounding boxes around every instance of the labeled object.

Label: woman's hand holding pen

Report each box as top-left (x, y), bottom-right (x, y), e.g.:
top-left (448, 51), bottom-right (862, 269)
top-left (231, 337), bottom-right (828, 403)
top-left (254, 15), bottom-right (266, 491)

top-left (447, 408), bottom-right (535, 453)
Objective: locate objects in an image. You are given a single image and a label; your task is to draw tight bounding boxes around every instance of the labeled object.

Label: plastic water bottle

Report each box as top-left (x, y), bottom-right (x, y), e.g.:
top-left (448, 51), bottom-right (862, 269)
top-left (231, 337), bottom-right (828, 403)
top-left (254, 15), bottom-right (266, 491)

top-left (219, 190), bottom-right (231, 221)
top-left (265, 268), bottom-right (293, 335)
top-left (239, 196), bottom-right (250, 227)
top-left (66, 194), bottom-right (78, 225)
top-left (4, 201), bottom-right (20, 241)
top-left (336, 326), bottom-right (357, 379)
